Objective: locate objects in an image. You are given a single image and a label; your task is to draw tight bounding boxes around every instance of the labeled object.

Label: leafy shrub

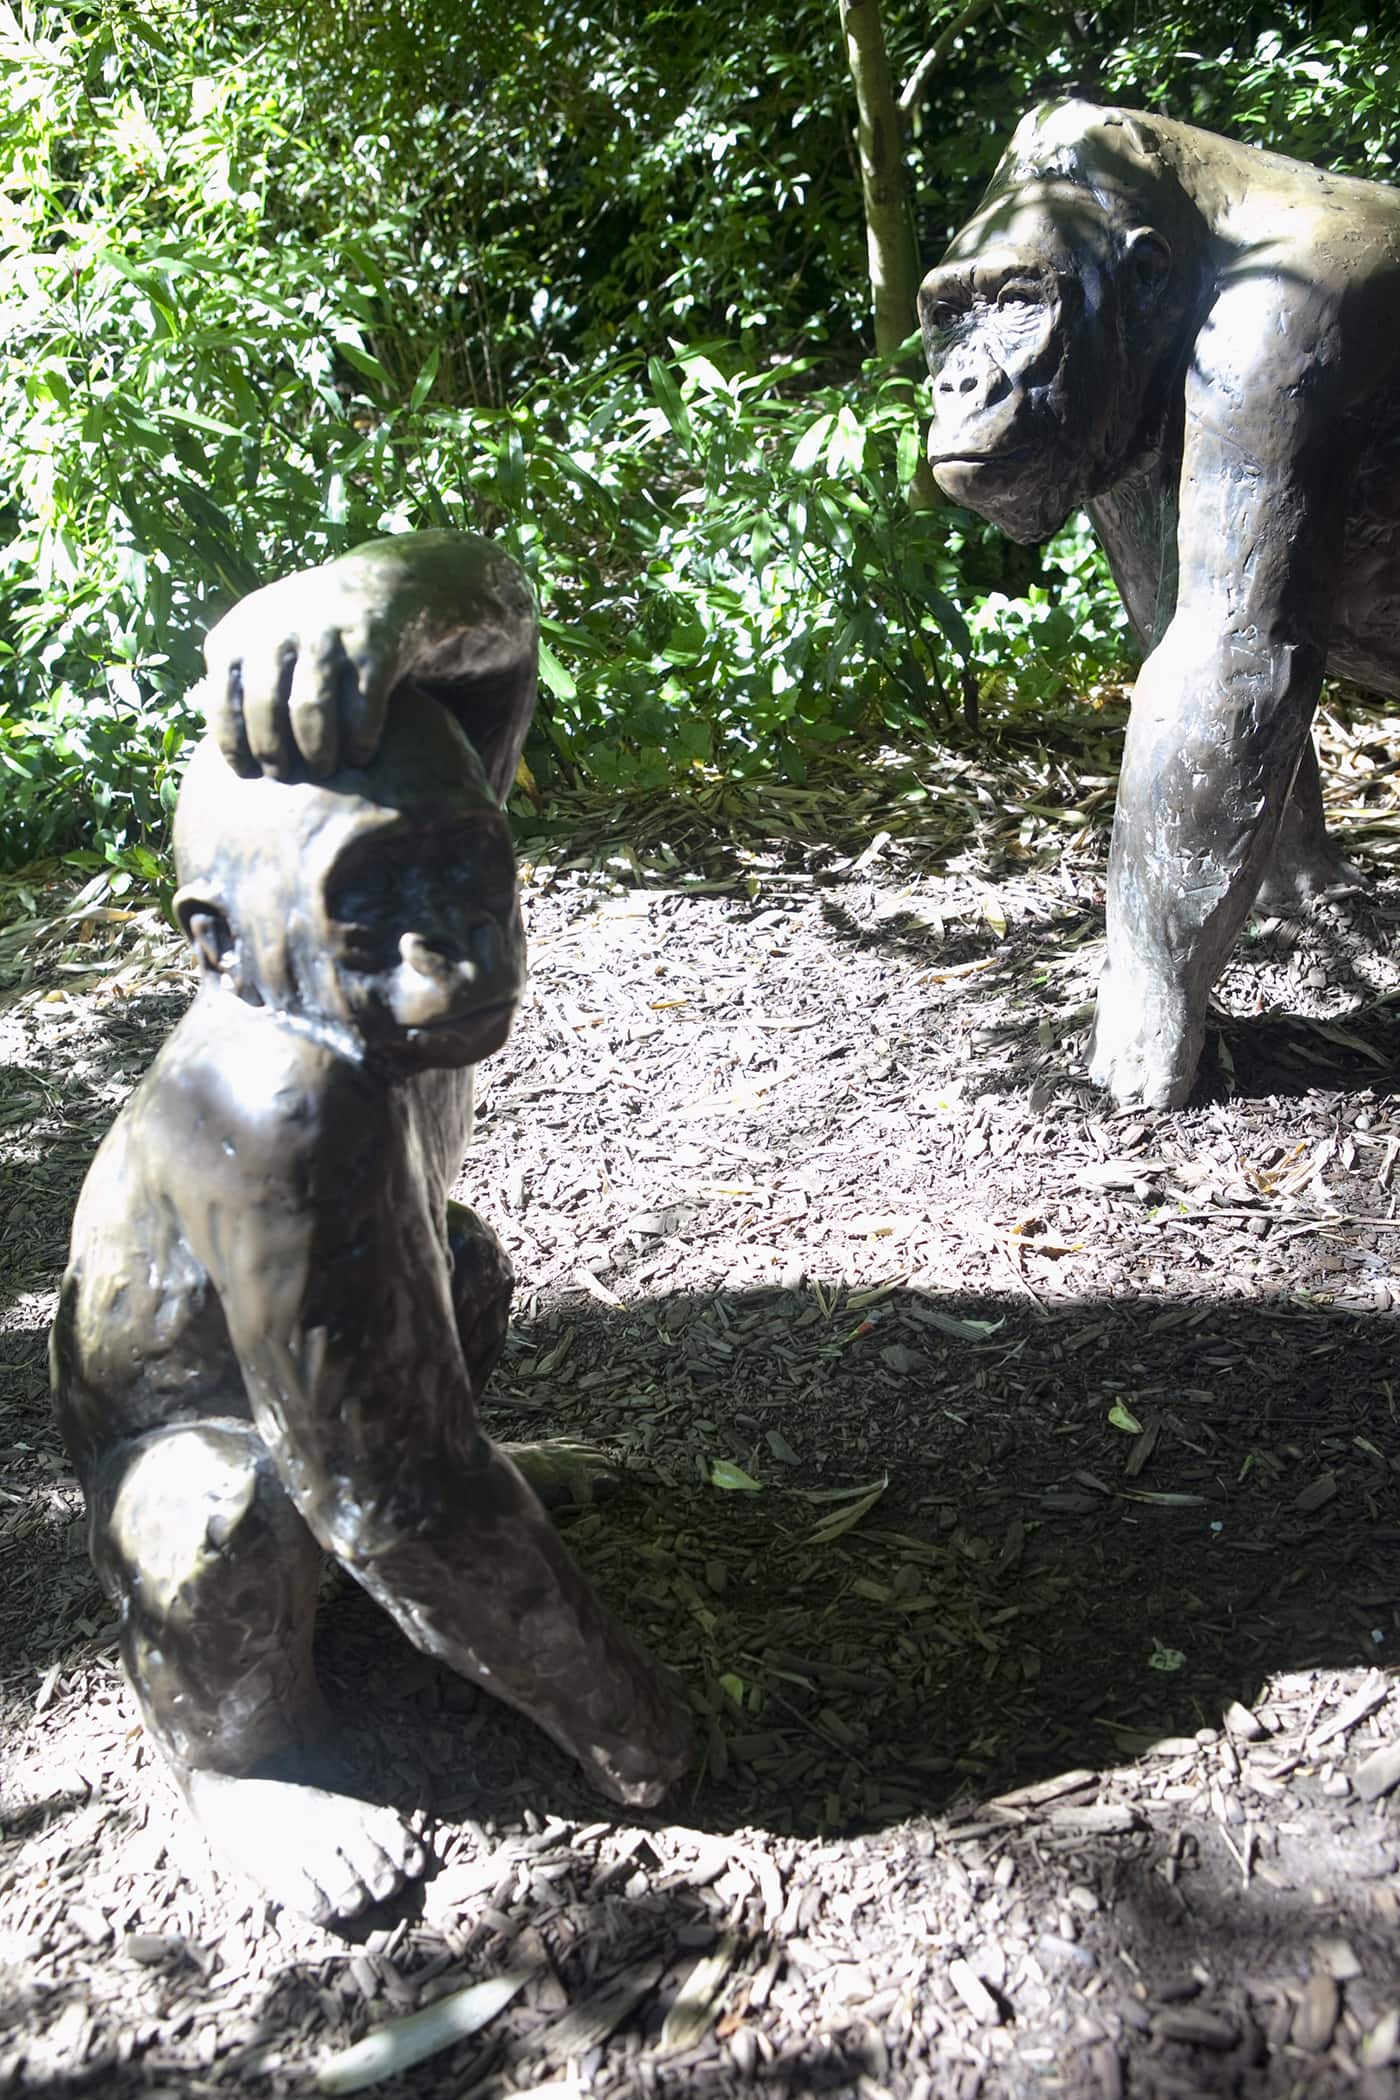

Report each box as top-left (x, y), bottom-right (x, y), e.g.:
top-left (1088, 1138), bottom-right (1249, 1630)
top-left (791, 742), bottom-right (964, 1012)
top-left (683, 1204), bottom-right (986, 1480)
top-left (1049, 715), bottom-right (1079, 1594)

top-left (5, 0), bottom-right (1398, 876)
top-left (0, 3), bottom-right (409, 861)
top-left (0, 1), bottom-right (1000, 865)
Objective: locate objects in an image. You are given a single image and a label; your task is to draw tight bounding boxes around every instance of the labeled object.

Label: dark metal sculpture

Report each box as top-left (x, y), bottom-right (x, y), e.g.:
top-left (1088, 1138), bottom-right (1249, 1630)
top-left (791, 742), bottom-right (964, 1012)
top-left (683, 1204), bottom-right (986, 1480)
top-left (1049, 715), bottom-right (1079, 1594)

top-left (919, 100), bottom-right (1400, 1108)
top-left (52, 534), bottom-right (690, 1924)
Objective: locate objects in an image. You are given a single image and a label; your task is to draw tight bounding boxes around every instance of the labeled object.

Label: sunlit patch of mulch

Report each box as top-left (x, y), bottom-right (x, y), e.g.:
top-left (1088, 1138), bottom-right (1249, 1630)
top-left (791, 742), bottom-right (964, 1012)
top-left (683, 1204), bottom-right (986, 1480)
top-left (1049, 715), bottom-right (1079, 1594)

top-left (3, 698), bottom-right (1400, 2098)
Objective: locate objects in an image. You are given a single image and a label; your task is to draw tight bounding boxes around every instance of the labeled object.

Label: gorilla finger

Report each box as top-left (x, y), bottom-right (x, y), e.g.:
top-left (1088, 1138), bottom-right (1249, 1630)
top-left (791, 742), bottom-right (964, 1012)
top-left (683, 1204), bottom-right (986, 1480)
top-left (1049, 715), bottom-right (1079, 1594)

top-left (202, 666), bottom-right (257, 778)
top-left (286, 633), bottom-right (346, 777)
top-left (273, 1862), bottom-right (343, 1927)
top-left (341, 628), bottom-right (393, 769)
top-left (358, 1835), bottom-right (417, 1904)
top-left (239, 640), bottom-right (298, 778)
top-left (320, 1864), bottom-right (370, 1919)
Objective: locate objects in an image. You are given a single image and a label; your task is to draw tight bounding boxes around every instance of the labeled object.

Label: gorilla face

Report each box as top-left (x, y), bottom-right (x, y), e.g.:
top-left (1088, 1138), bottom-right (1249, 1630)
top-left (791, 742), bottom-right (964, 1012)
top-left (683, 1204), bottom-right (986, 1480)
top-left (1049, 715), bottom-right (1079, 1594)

top-left (323, 812), bottom-right (523, 1072)
top-left (921, 250), bottom-right (1086, 542)
top-left (920, 201), bottom-right (1173, 544)
top-left (175, 685), bottom-right (525, 1073)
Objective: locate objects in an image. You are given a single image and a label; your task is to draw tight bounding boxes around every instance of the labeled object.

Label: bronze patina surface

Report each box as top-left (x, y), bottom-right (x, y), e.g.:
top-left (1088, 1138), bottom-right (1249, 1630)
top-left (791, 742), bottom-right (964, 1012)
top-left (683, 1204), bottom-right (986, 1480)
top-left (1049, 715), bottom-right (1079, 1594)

top-left (51, 535), bottom-right (690, 1923)
top-left (921, 101), bottom-right (1400, 1108)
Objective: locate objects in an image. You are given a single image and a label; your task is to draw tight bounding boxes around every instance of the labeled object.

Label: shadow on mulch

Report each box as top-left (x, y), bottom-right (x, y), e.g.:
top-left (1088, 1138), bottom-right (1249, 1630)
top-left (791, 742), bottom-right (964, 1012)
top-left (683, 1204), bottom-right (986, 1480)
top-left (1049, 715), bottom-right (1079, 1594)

top-left (1, 1930), bottom-right (880, 2100)
top-left (8, 1291), bottom-right (1384, 2100)
top-left (819, 874), bottom-right (1400, 1110)
top-left (8, 1217), bottom-right (1395, 2081)
top-left (2, 1271), bottom-right (1395, 1839)
top-left (465, 1282), bottom-right (1399, 1839)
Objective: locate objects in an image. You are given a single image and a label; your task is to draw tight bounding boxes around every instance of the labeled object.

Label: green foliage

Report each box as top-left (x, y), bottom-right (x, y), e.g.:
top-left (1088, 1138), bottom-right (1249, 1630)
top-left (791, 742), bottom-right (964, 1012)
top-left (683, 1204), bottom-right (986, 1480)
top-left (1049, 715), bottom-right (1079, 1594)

top-left (3, 0), bottom-right (1400, 874)
top-left (0, 0), bottom-right (985, 864)
top-left (906, 5), bottom-right (1400, 255)
top-left (267, 0), bottom-right (878, 379)
top-left (1099, 17), bottom-right (1400, 175)
top-left (260, 339), bottom-right (979, 788)
top-left (965, 520), bottom-right (1124, 714)
top-left (0, 1), bottom-right (430, 863)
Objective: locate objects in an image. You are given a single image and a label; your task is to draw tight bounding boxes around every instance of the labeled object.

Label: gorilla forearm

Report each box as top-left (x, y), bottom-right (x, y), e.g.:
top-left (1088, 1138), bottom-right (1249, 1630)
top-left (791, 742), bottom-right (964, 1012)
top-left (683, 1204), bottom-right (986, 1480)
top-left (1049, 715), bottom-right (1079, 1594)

top-left (1110, 619), bottom-right (1318, 938)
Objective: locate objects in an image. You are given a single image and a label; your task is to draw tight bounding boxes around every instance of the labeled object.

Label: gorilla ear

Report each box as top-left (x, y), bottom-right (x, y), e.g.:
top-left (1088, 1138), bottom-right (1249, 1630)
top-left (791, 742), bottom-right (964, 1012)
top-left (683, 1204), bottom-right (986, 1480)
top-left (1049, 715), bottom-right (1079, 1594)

top-left (173, 888), bottom-right (235, 977)
top-left (1123, 226), bottom-right (1172, 304)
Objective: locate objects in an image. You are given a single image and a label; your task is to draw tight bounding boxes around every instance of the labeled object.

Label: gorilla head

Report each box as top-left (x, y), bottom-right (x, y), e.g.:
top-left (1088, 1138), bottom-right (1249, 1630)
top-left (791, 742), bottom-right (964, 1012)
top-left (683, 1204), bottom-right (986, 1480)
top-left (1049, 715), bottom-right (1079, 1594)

top-left (920, 102), bottom-right (1188, 542)
top-left (172, 684), bottom-right (524, 1072)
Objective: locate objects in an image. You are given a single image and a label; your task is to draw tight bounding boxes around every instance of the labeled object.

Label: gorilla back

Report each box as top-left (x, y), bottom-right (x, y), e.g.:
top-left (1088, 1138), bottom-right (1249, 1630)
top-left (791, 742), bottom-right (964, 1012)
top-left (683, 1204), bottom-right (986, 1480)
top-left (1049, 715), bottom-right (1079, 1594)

top-left (920, 101), bottom-right (1400, 1108)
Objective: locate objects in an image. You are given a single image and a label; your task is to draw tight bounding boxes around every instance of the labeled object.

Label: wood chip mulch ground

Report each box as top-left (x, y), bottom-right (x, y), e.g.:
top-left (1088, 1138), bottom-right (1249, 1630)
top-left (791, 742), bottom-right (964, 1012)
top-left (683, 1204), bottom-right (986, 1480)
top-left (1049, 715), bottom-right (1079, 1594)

top-left (4, 698), bottom-right (1400, 2098)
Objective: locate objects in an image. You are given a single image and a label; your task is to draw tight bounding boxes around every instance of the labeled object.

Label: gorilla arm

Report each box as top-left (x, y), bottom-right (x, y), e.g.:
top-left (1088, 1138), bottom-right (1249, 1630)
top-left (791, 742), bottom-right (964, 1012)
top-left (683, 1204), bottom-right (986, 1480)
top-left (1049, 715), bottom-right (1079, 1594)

top-left (202, 531), bottom-right (536, 794)
top-left (187, 1041), bottom-right (689, 1808)
top-left (1088, 266), bottom-right (1352, 1108)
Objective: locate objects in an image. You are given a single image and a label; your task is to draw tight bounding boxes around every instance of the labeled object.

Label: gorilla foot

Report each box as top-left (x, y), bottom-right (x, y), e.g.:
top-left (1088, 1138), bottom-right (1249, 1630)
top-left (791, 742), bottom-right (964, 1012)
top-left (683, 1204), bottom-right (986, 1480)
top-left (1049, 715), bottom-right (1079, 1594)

top-left (1256, 837), bottom-right (1366, 913)
top-left (498, 1437), bottom-right (619, 1511)
top-left (183, 1769), bottom-right (426, 1924)
top-left (1087, 968), bottom-right (1204, 1110)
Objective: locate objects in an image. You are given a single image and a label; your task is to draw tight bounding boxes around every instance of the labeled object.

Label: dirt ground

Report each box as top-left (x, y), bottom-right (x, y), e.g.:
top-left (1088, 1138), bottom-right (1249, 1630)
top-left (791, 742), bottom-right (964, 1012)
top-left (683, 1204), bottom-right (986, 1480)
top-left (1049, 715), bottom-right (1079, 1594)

top-left (4, 702), bottom-right (1400, 2099)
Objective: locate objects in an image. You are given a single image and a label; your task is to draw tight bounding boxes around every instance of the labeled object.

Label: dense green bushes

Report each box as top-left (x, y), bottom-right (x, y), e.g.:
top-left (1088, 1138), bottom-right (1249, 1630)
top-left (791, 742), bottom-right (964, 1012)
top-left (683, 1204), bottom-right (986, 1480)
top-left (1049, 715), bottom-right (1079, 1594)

top-left (1, 1), bottom-right (1396, 870)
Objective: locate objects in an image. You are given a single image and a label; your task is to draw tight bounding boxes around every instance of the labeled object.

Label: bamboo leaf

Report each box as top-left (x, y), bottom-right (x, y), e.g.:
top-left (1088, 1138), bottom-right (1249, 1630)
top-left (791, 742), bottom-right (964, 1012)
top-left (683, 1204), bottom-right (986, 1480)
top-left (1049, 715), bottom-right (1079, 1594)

top-left (659, 1932), bottom-right (742, 2055)
top-left (648, 356), bottom-right (693, 448)
top-left (409, 345), bottom-right (441, 410)
top-left (334, 339), bottom-right (392, 387)
top-left (805, 1475), bottom-right (887, 1542)
top-left (316, 1973), bottom-right (527, 2093)
top-left (710, 1459), bottom-right (763, 1492)
top-left (537, 638), bottom-right (577, 702)
top-left (790, 412), bottom-right (834, 475)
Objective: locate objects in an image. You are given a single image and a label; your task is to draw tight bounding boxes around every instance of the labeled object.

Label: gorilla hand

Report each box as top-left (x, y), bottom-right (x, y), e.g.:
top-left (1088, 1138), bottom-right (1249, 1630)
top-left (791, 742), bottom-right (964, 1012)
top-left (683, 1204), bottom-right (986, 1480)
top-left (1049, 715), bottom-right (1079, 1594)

top-left (202, 555), bottom-right (395, 780)
top-left (201, 531), bottom-right (538, 788)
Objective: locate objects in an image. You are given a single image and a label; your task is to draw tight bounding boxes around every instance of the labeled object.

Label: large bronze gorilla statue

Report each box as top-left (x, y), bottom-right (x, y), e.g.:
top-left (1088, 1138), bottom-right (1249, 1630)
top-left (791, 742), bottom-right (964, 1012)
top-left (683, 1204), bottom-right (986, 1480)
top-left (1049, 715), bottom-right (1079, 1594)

top-left (52, 536), bottom-right (690, 1923)
top-left (920, 100), bottom-right (1400, 1109)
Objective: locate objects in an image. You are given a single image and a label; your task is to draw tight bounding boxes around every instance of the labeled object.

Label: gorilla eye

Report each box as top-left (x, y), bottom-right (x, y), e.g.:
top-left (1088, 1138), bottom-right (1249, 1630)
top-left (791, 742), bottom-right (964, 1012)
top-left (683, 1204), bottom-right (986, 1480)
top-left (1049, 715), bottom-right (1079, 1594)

top-left (928, 302), bottom-right (962, 332)
top-left (996, 283), bottom-right (1040, 309)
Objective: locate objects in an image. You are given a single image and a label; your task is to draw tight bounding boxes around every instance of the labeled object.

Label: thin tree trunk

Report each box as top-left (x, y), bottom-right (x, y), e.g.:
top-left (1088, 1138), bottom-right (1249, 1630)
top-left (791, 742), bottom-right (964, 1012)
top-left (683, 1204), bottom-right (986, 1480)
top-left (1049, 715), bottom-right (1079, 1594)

top-left (899, 0), bottom-right (996, 120)
top-left (839, 0), bottom-right (936, 505)
top-left (839, 0), bottom-right (919, 359)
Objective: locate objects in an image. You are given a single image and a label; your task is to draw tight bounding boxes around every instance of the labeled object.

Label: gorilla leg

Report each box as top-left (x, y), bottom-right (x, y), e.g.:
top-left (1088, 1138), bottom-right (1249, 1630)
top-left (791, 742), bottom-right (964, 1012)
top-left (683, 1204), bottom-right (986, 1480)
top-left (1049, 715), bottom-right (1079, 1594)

top-left (95, 1418), bottom-right (324, 1772)
top-left (94, 1421), bottom-right (424, 1922)
top-left (1257, 735), bottom-right (1364, 909)
top-left (327, 1428), bottom-right (692, 1808)
top-left (446, 1198), bottom-right (617, 1509)
top-left (445, 1198), bottom-right (513, 1396)
top-left (390, 1215), bottom-right (687, 1793)
top-left (1088, 629), bottom-right (1318, 1108)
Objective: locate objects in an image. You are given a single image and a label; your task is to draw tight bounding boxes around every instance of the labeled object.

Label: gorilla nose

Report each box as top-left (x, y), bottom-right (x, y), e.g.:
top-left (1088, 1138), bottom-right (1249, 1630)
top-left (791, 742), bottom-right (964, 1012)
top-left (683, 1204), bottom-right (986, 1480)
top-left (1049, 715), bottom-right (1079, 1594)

top-left (395, 918), bottom-right (521, 1022)
top-left (937, 363), bottom-right (1010, 407)
top-left (399, 932), bottom-right (468, 984)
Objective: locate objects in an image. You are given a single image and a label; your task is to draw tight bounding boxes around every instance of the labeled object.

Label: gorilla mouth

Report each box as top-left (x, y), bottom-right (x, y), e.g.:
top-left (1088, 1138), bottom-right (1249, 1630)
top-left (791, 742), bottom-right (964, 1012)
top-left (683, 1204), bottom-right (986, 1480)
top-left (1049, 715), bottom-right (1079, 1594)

top-left (929, 447), bottom-right (1030, 466)
top-left (407, 995), bottom-right (517, 1038)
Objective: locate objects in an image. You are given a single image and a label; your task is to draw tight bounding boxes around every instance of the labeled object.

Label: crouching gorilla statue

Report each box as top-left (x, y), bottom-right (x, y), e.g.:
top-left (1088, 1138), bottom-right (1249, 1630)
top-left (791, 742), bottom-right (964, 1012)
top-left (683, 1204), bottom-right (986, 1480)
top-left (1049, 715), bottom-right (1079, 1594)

top-left (920, 100), bottom-right (1400, 1109)
top-left (52, 534), bottom-right (690, 1923)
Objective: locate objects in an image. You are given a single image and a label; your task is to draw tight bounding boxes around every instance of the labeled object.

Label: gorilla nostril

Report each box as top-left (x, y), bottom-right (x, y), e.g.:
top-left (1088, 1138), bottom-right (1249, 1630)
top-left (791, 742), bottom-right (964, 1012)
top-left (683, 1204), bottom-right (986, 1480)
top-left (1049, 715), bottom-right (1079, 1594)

top-left (399, 932), bottom-right (455, 981)
top-left (959, 374), bottom-right (978, 394)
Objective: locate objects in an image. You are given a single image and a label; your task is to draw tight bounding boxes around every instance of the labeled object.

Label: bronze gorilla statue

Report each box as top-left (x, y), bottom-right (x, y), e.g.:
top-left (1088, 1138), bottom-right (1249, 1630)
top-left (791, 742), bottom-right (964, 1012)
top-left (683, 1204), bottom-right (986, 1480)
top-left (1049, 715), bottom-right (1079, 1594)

top-left (920, 100), bottom-right (1400, 1109)
top-left (52, 535), bottom-right (689, 1923)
